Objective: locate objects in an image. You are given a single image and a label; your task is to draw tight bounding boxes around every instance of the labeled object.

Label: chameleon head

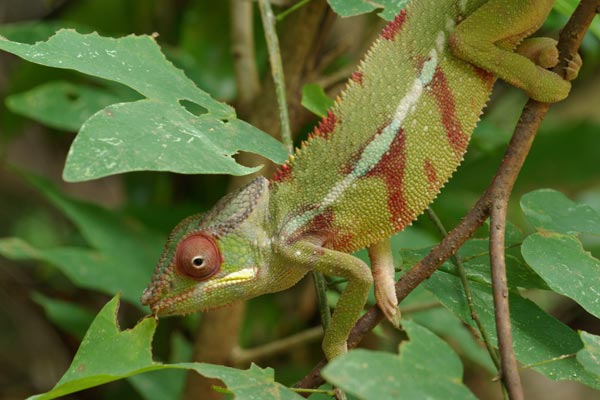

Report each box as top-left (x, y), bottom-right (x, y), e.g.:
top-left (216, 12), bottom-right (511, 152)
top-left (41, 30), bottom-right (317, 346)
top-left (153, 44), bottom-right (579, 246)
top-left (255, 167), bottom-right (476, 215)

top-left (141, 177), bottom-right (275, 316)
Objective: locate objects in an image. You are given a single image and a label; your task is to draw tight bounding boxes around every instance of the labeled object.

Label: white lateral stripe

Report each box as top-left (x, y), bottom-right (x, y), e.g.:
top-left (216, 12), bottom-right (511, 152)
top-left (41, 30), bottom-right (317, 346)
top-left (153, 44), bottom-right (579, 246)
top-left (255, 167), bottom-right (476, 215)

top-left (284, 26), bottom-right (451, 236)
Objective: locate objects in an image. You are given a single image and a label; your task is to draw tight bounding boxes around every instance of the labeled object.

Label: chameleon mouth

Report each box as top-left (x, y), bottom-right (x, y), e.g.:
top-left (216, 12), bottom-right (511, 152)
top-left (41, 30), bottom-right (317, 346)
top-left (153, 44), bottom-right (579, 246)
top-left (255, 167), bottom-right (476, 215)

top-left (141, 266), bottom-right (258, 316)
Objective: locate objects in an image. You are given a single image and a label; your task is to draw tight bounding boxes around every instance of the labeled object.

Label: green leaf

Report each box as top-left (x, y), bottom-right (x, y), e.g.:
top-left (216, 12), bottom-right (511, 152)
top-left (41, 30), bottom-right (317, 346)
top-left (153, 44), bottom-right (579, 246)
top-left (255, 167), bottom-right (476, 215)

top-left (322, 320), bottom-right (476, 399)
top-left (0, 29), bottom-right (287, 181)
top-left (327, 0), bottom-right (409, 20)
top-left (27, 295), bottom-right (303, 400)
top-left (426, 272), bottom-right (600, 389)
top-left (577, 332), bottom-right (600, 377)
top-left (301, 83), bottom-right (334, 117)
top-left (410, 307), bottom-right (496, 374)
top-left (399, 286), bottom-right (496, 374)
top-left (31, 293), bottom-right (95, 340)
top-left (521, 189), bottom-right (600, 235)
top-left (522, 233), bottom-right (600, 319)
top-left (6, 81), bottom-right (130, 131)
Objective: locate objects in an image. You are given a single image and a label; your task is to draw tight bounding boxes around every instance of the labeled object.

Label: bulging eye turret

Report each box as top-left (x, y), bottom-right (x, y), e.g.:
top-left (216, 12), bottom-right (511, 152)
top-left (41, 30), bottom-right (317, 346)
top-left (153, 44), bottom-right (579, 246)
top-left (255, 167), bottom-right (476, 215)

top-left (175, 233), bottom-right (222, 280)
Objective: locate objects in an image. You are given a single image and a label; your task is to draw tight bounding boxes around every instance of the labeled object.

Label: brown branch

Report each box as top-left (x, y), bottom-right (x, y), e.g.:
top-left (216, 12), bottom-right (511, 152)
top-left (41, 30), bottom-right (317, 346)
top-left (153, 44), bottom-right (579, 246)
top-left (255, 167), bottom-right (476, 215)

top-left (488, 1), bottom-right (599, 398)
top-left (488, 100), bottom-right (542, 400)
top-left (295, 0), bottom-right (598, 391)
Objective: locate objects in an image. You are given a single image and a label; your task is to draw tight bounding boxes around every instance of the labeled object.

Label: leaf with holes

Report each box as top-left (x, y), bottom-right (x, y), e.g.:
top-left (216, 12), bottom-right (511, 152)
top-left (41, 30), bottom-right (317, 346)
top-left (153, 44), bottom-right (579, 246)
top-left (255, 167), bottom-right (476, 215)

top-left (0, 29), bottom-right (287, 181)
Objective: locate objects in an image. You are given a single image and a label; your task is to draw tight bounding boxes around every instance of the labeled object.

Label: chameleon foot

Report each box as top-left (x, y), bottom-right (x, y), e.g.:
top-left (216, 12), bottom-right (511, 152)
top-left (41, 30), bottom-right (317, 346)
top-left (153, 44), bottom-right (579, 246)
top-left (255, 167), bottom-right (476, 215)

top-left (564, 54), bottom-right (583, 81)
top-left (375, 283), bottom-right (401, 328)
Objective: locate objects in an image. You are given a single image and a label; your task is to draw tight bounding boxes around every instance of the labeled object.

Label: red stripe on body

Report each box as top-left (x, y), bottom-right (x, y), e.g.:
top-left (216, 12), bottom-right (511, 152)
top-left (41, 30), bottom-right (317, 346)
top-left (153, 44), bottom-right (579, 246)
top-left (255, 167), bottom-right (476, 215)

top-left (472, 65), bottom-right (495, 85)
top-left (312, 209), bottom-right (354, 250)
top-left (339, 120), bottom-right (390, 176)
top-left (289, 207), bottom-right (354, 250)
top-left (366, 129), bottom-right (409, 229)
top-left (381, 11), bottom-right (407, 41)
top-left (430, 66), bottom-right (469, 154)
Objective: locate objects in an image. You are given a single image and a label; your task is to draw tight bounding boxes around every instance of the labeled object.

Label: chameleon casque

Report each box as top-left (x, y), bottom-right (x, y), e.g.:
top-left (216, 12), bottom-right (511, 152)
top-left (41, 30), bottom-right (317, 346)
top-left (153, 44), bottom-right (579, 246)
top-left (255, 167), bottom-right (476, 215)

top-left (142, 0), bottom-right (579, 359)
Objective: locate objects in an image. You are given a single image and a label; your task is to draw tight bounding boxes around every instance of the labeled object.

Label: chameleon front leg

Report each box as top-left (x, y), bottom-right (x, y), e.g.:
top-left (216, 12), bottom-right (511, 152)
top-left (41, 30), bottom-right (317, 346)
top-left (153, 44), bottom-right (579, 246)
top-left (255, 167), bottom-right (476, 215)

top-left (450, 0), bottom-right (573, 103)
top-left (284, 240), bottom-right (372, 360)
top-left (367, 239), bottom-right (401, 327)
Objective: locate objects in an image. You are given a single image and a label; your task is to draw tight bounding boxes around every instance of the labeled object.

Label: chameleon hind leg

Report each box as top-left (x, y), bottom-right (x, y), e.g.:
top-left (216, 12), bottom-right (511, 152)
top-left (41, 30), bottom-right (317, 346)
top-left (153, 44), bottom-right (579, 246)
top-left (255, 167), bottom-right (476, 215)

top-left (368, 239), bottom-right (401, 327)
top-left (450, 0), bottom-right (577, 103)
top-left (285, 240), bottom-right (372, 360)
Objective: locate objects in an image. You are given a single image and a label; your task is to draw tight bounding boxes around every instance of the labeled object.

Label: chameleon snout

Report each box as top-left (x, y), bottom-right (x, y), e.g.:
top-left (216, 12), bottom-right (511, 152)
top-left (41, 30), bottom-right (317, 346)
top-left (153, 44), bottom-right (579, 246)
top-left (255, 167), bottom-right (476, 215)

top-left (140, 286), bottom-right (163, 316)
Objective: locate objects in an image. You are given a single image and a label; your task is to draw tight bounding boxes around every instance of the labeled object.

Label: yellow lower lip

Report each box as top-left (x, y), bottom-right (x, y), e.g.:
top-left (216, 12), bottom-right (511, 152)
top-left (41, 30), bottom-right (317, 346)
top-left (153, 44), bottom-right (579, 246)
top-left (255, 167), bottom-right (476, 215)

top-left (206, 266), bottom-right (257, 289)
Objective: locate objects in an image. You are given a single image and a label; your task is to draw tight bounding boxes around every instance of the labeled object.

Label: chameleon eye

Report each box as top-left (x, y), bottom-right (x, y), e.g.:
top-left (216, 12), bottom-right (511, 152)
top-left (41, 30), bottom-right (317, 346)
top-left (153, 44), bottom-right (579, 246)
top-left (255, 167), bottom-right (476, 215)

top-left (175, 233), bottom-right (222, 280)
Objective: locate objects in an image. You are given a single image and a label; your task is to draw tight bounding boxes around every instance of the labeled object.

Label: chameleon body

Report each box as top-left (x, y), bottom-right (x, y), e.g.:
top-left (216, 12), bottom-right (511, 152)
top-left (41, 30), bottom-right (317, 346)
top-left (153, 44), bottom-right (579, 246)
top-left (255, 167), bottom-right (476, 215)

top-left (142, 0), bottom-right (578, 359)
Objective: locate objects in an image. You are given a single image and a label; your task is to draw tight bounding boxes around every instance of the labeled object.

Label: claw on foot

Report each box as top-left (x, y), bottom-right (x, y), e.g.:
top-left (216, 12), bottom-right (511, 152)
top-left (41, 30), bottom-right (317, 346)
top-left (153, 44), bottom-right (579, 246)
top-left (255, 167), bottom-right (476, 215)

top-left (375, 285), bottom-right (401, 328)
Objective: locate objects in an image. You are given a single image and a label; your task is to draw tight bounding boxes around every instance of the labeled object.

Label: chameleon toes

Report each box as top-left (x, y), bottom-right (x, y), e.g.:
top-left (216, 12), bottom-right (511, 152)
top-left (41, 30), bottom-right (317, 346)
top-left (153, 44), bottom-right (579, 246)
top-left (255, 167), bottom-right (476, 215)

top-left (564, 54), bottom-right (583, 81)
top-left (375, 285), bottom-right (401, 328)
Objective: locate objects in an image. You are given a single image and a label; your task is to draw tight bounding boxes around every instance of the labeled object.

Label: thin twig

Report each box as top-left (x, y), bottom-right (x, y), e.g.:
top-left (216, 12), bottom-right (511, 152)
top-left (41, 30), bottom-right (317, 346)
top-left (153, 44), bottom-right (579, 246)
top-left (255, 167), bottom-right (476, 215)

top-left (276, 0), bottom-right (314, 21)
top-left (426, 207), bottom-right (501, 371)
top-left (490, 195), bottom-right (522, 398)
top-left (232, 326), bottom-right (323, 365)
top-left (294, 1), bottom-right (597, 390)
top-left (258, 0), bottom-right (294, 153)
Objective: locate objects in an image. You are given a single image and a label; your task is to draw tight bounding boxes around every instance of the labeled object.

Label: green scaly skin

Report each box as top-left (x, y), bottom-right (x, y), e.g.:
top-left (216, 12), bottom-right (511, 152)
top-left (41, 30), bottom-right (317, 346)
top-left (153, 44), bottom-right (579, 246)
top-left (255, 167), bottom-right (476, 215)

top-left (142, 0), bottom-right (579, 360)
